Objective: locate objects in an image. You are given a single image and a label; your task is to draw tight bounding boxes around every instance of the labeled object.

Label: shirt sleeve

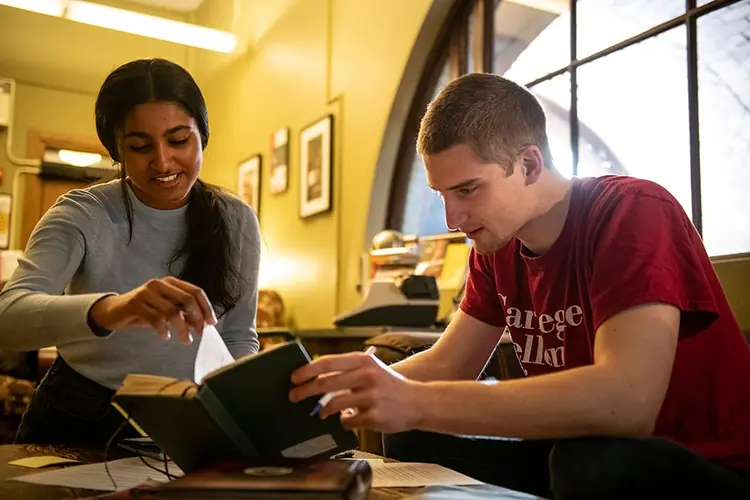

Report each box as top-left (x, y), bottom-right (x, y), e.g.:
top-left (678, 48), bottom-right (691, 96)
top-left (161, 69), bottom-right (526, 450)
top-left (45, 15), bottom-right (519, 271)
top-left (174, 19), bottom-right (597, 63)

top-left (0, 191), bottom-right (115, 351)
top-left (589, 187), bottom-right (719, 336)
top-left (459, 247), bottom-right (506, 327)
top-left (219, 200), bottom-right (261, 359)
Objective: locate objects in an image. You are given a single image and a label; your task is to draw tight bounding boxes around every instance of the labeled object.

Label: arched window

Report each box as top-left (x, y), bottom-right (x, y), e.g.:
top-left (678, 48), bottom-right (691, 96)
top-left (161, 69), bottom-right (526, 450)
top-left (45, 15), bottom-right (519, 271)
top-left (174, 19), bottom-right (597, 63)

top-left (388, 0), bottom-right (750, 257)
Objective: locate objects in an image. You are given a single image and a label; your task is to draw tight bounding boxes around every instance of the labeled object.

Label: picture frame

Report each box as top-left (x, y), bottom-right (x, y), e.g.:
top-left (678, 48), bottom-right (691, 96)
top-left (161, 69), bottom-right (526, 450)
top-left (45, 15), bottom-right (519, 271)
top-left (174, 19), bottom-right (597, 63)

top-left (0, 193), bottom-right (10, 250)
top-left (269, 127), bottom-right (289, 195)
top-left (237, 154), bottom-right (262, 216)
top-left (299, 115), bottom-right (333, 218)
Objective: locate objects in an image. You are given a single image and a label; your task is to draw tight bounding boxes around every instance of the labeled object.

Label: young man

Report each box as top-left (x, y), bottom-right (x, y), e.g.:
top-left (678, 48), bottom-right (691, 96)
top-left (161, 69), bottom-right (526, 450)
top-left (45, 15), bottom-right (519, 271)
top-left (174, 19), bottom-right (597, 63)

top-left (289, 73), bottom-right (750, 499)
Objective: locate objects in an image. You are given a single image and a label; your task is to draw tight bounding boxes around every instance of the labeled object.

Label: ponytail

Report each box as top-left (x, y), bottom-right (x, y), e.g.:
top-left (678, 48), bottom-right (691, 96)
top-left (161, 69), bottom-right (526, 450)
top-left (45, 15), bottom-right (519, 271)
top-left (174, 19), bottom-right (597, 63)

top-left (170, 179), bottom-right (243, 317)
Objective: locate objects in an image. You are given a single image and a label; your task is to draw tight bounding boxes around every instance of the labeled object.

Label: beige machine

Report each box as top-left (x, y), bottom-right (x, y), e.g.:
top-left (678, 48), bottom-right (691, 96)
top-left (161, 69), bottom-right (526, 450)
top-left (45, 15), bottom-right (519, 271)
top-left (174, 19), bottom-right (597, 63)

top-left (334, 231), bottom-right (470, 328)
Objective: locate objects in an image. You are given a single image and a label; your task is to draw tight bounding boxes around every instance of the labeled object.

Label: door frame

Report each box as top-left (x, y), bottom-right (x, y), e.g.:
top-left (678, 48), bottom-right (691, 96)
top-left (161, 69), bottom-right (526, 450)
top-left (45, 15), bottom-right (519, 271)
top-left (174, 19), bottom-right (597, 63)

top-left (21, 129), bottom-right (109, 249)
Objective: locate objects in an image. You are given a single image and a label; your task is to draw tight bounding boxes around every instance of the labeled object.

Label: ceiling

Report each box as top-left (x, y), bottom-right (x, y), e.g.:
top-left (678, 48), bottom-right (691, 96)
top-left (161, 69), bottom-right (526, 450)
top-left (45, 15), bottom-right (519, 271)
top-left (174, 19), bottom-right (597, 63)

top-left (0, 0), bottom-right (301, 95)
top-left (119, 0), bottom-right (205, 12)
top-left (0, 4), bottom-right (194, 94)
top-left (0, 0), bottom-right (563, 96)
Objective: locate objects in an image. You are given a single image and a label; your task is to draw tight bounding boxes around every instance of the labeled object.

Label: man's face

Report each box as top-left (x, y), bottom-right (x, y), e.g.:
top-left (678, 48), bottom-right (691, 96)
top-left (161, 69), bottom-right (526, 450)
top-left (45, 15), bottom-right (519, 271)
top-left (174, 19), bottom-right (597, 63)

top-left (424, 144), bottom-right (534, 254)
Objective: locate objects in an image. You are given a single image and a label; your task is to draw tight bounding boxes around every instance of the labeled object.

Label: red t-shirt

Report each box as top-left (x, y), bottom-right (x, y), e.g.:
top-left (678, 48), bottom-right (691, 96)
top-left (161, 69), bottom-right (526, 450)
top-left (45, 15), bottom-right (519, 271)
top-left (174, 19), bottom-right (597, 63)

top-left (460, 175), bottom-right (750, 470)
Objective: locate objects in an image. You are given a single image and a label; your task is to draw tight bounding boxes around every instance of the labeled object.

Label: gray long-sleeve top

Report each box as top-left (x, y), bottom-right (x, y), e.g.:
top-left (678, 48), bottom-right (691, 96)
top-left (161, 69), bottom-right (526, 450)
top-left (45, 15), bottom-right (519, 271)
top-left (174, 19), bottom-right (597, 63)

top-left (0, 179), bottom-right (261, 389)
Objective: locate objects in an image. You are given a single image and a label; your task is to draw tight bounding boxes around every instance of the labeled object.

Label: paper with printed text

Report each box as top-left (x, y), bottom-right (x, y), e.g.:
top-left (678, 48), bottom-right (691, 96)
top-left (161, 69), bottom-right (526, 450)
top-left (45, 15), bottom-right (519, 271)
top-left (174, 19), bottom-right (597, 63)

top-left (369, 461), bottom-right (483, 488)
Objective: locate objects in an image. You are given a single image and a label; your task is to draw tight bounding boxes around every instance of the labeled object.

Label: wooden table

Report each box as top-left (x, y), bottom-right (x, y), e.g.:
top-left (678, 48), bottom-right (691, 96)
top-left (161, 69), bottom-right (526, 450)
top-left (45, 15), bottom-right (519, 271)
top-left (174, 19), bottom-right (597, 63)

top-left (0, 444), bottom-right (537, 499)
top-left (259, 326), bottom-right (442, 358)
top-left (0, 444), bottom-right (131, 499)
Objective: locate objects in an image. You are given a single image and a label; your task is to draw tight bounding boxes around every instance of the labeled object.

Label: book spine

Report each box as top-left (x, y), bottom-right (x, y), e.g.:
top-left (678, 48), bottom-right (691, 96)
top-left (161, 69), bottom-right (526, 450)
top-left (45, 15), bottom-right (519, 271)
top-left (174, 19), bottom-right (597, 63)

top-left (197, 385), bottom-right (260, 458)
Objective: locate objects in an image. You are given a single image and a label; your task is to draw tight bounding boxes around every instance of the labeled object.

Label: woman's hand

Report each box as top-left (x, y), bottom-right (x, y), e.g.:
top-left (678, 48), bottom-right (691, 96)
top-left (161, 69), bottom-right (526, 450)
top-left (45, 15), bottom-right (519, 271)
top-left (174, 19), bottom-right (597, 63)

top-left (88, 277), bottom-right (217, 344)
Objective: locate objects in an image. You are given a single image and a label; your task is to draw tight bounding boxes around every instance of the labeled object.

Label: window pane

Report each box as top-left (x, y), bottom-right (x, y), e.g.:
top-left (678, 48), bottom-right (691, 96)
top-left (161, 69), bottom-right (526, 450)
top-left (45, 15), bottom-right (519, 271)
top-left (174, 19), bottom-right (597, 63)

top-left (530, 74), bottom-right (574, 178)
top-left (435, 56), bottom-right (451, 92)
top-left (531, 73), bottom-right (628, 180)
top-left (495, 0), bottom-right (570, 84)
top-left (400, 59), bottom-right (453, 237)
top-left (577, 0), bottom-right (684, 60)
top-left (698, 2), bottom-right (750, 256)
top-left (467, 1), bottom-right (476, 74)
top-left (400, 170), bottom-right (445, 236)
top-left (577, 26), bottom-right (692, 218)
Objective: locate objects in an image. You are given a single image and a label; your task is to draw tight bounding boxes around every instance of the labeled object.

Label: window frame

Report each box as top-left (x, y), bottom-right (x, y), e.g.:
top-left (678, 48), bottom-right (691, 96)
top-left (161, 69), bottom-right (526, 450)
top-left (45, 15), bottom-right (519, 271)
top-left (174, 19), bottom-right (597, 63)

top-left (387, 0), bottom-right (746, 258)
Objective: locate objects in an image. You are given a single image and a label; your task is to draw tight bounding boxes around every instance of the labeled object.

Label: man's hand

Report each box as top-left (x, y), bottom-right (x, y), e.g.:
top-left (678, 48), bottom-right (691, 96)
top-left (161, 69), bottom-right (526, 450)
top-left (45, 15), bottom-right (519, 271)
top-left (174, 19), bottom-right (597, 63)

top-left (289, 350), bottom-right (423, 433)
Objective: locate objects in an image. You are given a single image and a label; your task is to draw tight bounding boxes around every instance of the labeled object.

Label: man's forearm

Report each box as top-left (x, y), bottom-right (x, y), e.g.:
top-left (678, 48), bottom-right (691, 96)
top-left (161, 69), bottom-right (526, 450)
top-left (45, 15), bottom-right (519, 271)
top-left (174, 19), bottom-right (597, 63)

top-left (390, 347), bottom-right (461, 382)
top-left (411, 364), bottom-right (656, 439)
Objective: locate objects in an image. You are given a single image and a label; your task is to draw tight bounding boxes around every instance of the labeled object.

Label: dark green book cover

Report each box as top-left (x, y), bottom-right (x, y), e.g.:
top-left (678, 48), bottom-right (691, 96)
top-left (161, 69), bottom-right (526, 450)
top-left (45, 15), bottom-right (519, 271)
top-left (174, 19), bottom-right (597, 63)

top-left (113, 341), bottom-right (360, 473)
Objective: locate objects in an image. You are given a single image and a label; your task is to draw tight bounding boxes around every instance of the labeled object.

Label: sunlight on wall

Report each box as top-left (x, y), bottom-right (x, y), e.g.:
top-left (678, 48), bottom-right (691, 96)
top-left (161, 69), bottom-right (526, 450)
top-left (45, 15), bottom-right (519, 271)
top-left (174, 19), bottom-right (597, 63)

top-left (258, 237), bottom-right (304, 289)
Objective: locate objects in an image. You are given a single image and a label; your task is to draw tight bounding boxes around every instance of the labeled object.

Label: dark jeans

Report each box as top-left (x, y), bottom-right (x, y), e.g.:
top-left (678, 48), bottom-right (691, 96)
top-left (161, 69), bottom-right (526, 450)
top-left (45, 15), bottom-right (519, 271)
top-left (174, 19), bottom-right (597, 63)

top-left (383, 430), bottom-right (750, 500)
top-left (15, 355), bottom-right (138, 447)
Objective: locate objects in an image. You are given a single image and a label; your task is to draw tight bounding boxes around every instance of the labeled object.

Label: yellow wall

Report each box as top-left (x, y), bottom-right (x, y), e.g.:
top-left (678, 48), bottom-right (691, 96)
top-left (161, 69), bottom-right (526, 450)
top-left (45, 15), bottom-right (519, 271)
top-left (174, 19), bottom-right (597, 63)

top-left (0, 84), bottom-right (94, 189)
top-left (713, 258), bottom-right (750, 332)
top-left (0, 82), bottom-right (96, 245)
top-left (195, 0), bottom-right (433, 329)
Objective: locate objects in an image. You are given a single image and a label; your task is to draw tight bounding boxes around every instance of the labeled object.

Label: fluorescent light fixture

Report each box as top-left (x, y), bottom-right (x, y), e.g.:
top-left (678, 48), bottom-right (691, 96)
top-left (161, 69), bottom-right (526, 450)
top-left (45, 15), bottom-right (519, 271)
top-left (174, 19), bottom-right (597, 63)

top-left (0, 0), bottom-right (65, 16)
top-left (58, 149), bottom-right (102, 167)
top-left (1, 0), bottom-right (237, 53)
top-left (64, 1), bottom-right (236, 52)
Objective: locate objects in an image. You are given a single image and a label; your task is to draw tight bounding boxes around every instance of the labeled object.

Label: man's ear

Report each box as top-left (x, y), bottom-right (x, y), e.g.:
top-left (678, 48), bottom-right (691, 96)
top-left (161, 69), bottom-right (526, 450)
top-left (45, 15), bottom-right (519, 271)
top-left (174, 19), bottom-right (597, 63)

top-left (521, 145), bottom-right (544, 185)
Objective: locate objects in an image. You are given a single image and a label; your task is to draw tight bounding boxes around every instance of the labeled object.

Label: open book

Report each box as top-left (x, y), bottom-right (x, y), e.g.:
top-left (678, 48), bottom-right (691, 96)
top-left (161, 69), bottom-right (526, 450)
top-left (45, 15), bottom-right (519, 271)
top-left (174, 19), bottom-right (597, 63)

top-left (113, 341), bottom-right (360, 474)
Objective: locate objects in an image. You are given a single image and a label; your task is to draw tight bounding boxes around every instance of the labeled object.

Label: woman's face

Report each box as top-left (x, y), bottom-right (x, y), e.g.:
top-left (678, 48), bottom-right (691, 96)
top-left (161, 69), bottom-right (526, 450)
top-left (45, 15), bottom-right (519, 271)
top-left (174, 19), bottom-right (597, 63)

top-left (120, 101), bottom-right (203, 210)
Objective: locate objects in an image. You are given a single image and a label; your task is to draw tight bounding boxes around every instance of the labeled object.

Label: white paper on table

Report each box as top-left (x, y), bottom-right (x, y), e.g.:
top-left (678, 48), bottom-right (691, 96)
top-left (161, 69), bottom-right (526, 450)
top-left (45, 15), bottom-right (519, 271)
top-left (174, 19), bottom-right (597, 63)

top-left (193, 323), bottom-right (235, 384)
top-left (368, 462), bottom-right (484, 488)
top-left (10, 457), bottom-right (184, 492)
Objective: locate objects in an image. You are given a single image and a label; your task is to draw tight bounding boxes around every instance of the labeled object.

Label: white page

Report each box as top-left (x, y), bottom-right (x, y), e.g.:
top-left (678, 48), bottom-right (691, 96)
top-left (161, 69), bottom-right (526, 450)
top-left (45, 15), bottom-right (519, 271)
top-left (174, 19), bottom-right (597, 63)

top-left (194, 323), bottom-right (235, 384)
top-left (11, 457), bottom-right (184, 492)
top-left (369, 462), bottom-right (483, 488)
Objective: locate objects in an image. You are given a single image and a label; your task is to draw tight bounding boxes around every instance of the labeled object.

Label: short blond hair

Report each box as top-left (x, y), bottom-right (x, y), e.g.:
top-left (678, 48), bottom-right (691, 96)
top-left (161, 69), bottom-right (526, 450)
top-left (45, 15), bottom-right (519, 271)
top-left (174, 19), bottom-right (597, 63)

top-left (417, 73), bottom-right (553, 174)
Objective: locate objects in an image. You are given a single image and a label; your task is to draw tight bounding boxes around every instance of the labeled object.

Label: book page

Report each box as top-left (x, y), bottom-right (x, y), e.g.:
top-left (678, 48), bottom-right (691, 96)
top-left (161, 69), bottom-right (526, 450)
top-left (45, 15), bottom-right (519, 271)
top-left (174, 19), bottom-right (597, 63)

top-left (369, 462), bottom-right (483, 488)
top-left (194, 324), bottom-right (235, 384)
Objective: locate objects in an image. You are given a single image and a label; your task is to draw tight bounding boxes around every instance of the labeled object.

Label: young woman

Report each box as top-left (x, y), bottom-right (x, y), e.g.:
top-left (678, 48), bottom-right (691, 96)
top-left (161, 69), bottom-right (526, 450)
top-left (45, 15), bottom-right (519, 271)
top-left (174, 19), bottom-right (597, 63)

top-left (0, 58), bottom-right (261, 445)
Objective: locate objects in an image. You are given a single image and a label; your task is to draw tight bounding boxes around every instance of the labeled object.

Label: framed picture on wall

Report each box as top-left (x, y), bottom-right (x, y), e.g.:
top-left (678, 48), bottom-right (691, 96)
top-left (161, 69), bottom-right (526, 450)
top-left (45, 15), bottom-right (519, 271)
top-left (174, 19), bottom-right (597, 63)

top-left (0, 193), bottom-right (10, 250)
top-left (238, 154), bottom-right (262, 216)
top-left (299, 115), bottom-right (333, 218)
top-left (269, 127), bottom-right (289, 195)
